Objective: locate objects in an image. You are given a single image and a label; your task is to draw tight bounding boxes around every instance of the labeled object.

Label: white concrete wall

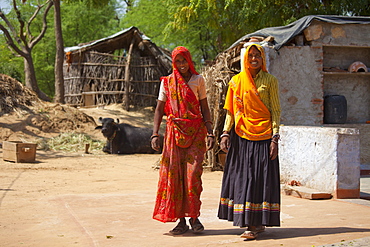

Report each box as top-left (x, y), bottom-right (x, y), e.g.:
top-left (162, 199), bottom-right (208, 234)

top-left (326, 124), bottom-right (370, 167)
top-left (279, 125), bottom-right (360, 198)
top-left (337, 133), bottom-right (361, 192)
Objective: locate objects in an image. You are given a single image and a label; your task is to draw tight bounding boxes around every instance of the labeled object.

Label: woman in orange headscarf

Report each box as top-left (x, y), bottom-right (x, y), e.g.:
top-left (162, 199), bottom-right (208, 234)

top-left (218, 43), bottom-right (281, 240)
top-left (151, 46), bottom-right (215, 235)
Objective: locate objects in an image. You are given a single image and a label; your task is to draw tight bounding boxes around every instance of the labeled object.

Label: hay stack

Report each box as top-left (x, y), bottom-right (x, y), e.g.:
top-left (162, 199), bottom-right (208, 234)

top-left (0, 74), bottom-right (41, 115)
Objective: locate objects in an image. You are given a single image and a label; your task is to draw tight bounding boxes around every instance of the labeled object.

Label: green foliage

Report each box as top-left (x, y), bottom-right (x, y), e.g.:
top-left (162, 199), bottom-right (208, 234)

top-left (122, 0), bottom-right (369, 67)
top-left (63, 0), bottom-right (111, 8)
top-left (1, 0), bottom-right (121, 98)
top-left (121, 0), bottom-right (219, 66)
top-left (121, 0), bottom-right (171, 46)
top-left (0, 41), bottom-right (24, 81)
top-left (61, 1), bottom-right (121, 47)
top-left (1, 0), bottom-right (370, 98)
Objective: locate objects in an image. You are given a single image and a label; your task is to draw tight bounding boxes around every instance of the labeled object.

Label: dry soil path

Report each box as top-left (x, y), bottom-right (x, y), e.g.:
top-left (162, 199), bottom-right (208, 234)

top-left (1, 150), bottom-right (370, 247)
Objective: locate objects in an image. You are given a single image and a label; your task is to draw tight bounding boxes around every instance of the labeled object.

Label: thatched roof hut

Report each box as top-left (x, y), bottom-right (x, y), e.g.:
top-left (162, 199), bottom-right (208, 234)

top-left (63, 26), bottom-right (172, 110)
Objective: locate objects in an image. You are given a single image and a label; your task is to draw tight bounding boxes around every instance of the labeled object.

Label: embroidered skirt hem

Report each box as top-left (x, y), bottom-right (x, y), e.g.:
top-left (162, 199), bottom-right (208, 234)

top-left (217, 130), bottom-right (281, 227)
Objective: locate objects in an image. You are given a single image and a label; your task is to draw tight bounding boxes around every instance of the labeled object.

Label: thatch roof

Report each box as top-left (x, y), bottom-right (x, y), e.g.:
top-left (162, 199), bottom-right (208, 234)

top-left (64, 26), bottom-right (172, 72)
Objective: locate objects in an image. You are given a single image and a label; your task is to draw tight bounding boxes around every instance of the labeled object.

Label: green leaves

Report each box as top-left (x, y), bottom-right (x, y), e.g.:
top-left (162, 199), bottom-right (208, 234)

top-left (2, 0), bottom-right (369, 100)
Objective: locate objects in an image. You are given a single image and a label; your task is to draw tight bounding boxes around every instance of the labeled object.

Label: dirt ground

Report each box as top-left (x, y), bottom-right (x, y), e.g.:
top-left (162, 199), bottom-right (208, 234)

top-left (2, 148), bottom-right (370, 247)
top-left (1, 75), bottom-right (370, 246)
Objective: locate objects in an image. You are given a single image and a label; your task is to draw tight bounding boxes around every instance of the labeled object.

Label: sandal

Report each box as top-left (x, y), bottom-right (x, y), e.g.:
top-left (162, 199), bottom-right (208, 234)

top-left (240, 230), bottom-right (258, 239)
top-left (189, 218), bottom-right (204, 233)
top-left (169, 222), bottom-right (189, 235)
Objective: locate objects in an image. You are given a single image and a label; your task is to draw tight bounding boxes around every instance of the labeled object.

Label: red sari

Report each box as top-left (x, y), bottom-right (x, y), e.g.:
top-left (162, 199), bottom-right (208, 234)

top-left (153, 47), bottom-right (207, 222)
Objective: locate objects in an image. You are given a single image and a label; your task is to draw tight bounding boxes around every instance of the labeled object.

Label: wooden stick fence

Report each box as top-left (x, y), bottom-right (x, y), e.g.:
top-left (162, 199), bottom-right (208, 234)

top-left (63, 50), bottom-right (165, 109)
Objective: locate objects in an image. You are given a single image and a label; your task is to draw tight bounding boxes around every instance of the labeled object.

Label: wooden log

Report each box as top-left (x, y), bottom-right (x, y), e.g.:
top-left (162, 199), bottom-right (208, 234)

top-left (124, 32), bottom-right (136, 111)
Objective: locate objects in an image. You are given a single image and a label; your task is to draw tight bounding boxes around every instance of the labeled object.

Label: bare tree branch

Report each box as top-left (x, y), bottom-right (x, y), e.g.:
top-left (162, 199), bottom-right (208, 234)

top-left (0, 5), bottom-right (21, 45)
top-left (0, 6), bottom-right (27, 57)
top-left (13, 0), bottom-right (27, 47)
top-left (30, 1), bottom-right (53, 48)
top-left (27, 1), bottom-right (50, 43)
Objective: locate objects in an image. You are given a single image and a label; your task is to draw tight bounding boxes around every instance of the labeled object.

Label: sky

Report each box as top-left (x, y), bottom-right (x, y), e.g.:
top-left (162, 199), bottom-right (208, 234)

top-left (0, 0), bottom-right (11, 13)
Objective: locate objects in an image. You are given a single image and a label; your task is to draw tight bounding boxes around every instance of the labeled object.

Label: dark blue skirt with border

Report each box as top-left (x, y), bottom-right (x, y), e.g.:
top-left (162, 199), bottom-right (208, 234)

top-left (217, 129), bottom-right (281, 227)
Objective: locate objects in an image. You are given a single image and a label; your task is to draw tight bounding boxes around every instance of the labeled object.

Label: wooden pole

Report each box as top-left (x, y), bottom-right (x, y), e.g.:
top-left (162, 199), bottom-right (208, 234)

top-left (124, 32), bottom-right (136, 111)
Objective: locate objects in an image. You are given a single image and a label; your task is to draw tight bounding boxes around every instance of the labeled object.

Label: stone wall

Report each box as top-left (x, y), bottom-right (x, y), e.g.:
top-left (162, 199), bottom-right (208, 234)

top-left (306, 21), bottom-right (370, 47)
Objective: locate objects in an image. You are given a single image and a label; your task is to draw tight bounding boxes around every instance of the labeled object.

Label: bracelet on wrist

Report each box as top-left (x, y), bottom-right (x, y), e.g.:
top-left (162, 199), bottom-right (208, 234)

top-left (204, 120), bottom-right (213, 125)
top-left (271, 139), bottom-right (278, 144)
top-left (272, 133), bottom-right (280, 139)
top-left (220, 133), bottom-right (230, 138)
top-left (207, 134), bottom-right (215, 138)
top-left (150, 134), bottom-right (159, 140)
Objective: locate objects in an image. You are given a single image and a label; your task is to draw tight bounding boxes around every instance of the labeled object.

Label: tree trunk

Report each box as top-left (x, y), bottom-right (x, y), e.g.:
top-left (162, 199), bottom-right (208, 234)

top-left (24, 53), bottom-right (50, 101)
top-left (53, 0), bottom-right (65, 103)
top-left (24, 53), bottom-right (39, 93)
top-left (124, 36), bottom-right (135, 111)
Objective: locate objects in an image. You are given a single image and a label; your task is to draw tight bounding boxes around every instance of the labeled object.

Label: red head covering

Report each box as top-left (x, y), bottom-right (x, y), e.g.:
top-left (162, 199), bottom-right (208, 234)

top-left (153, 46), bottom-right (206, 223)
top-left (171, 46), bottom-right (199, 75)
top-left (160, 46), bottom-right (205, 148)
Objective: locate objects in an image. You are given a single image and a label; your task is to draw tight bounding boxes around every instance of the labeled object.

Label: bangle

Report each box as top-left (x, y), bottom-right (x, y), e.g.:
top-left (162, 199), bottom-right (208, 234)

top-left (220, 133), bottom-right (230, 138)
top-left (204, 120), bottom-right (213, 125)
top-left (207, 134), bottom-right (215, 138)
top-left (150, 134), bottom-right (159, 140)
top-left (271, 139), bottom-right (278, 144)
top-left (272, 133), bottom-right (280, 139)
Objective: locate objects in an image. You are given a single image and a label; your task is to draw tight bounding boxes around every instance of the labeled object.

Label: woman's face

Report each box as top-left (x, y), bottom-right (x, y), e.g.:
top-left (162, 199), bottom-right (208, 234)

top-left (246, 46), bottom-right (263, 71)
top-left (174, 54), bottom-right (190, 75)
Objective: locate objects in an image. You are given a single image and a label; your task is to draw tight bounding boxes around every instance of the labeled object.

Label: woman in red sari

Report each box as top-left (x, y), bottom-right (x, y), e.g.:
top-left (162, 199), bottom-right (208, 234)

top-left (151, 46), bottom-right (215, 235)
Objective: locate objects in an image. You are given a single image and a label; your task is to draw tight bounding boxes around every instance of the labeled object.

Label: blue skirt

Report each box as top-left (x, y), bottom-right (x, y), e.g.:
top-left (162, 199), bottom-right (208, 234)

top-left (217, 129), bottom-right (281, 227)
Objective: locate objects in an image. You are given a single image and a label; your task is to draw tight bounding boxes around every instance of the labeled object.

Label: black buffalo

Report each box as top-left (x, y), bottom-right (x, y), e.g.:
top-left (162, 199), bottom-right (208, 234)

top-left (95, 117), bottom-right (162, 154)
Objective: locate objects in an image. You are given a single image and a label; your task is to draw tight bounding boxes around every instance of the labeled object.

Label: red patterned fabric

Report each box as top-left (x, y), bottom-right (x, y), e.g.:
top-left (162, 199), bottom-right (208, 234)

top-left (153, 47), bottom-right (207, 222)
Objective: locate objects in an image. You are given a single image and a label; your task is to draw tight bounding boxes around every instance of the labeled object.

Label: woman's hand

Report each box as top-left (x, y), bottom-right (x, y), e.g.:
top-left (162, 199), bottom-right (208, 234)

top-left (269, 140), bottom-right (278, 160)
top-left (219, 133), bottom-right (230, 153)
top-left (151, 136), bottom-right (160, 151)
top-left (151, 100), bottom-right (164, 152)
top-left (206, 135), bottom-right (215, 150)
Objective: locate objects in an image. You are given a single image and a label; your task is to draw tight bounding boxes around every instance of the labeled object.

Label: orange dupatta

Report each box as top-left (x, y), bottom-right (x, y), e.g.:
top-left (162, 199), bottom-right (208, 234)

top-left (224, 44), bottom-right (272, 141)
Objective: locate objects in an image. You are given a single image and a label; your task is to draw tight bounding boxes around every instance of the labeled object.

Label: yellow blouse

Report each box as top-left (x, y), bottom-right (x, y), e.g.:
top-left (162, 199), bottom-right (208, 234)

top-left (223, 70), bottom-right (281, 135)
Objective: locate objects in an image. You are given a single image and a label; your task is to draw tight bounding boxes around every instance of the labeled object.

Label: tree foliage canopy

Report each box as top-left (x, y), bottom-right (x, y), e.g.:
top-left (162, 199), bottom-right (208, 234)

top-left (122, 0), bottom-right (370, 65)
top-left (0, 0), bottom-right (121, 97)
top-left (1, 0), bottom-right (369, 98)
